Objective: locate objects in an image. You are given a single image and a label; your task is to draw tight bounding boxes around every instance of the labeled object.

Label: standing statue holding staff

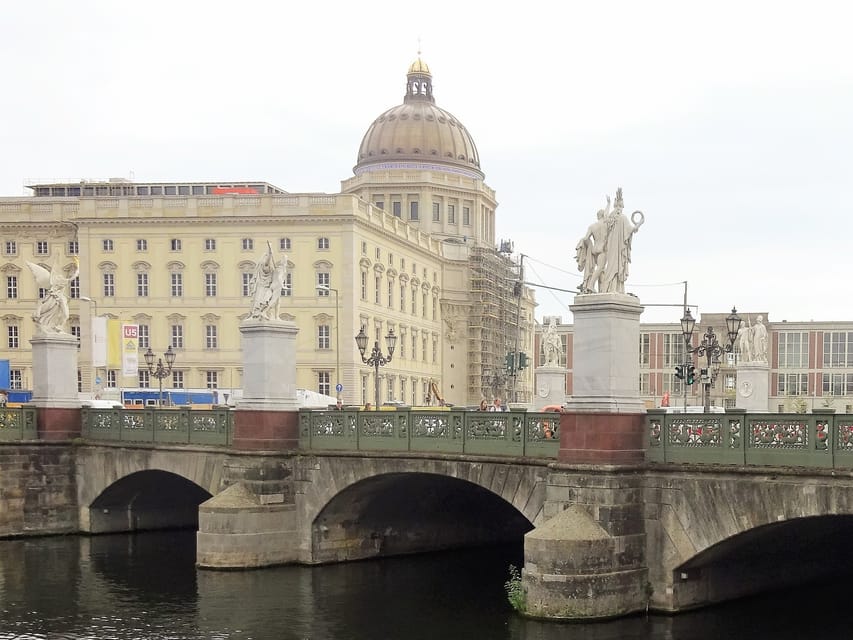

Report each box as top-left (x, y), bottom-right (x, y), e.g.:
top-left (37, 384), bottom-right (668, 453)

top-left (542, 317), bottom-right (563, 367)
top-left (248, 242), bottom-right (287, 321)
top-left (576, 188), bottom-right (644, 294)
top-left (26, 256), bottom-right (80, 334)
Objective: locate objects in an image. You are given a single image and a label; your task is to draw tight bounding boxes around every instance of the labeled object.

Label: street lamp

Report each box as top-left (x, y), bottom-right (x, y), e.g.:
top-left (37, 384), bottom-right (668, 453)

top-left (144, 346), bottom-right (176, 407)
top-left (317, 285), bottom-right (340, 399)
top-left (681, 307), bottom-right (742, 413)
top-left (355, 326), bottom-right (397, 409)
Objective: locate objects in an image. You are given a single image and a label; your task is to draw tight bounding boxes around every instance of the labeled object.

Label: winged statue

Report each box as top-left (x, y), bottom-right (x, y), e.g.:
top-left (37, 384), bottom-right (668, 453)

top-left (26, 256), bottom-right (79, 334)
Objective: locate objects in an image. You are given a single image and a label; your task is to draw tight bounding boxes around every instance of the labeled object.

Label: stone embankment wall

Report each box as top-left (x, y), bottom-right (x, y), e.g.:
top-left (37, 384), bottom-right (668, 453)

top-left (0, 444), bottom-right (77, 537)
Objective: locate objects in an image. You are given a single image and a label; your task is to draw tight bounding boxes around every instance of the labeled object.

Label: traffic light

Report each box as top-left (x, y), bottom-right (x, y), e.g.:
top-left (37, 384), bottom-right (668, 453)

top-left (505, 352), bottom-right (516, 374)
top-left (686, 365), bottom-right (696, 385)
top-left (518, 352), bottom-right (529, 370)
top-left (674, 365), bottom-right (684, 380)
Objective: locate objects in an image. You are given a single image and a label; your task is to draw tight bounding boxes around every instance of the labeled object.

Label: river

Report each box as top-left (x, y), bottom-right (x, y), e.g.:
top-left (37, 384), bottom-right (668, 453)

top-left (0, 531), bottom-right (848, 640)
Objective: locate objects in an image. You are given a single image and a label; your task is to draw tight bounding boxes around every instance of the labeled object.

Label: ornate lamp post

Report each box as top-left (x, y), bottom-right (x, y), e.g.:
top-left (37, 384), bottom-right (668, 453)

top-left (355, 326), bottom-right (397, 409)
top-left (681, 307), bottom-right (742, 413)
top-left (144, 346), bottom-right (176, 407)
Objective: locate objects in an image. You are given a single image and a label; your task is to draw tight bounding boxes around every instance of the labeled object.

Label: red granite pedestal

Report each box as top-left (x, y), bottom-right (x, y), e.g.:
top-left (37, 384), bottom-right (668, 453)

top-left (232, 410), bottom-right (299, 451)
top-left (37, 407), bottom-right (82, 441)
top-left (558, 412), bottom-right (646, 464)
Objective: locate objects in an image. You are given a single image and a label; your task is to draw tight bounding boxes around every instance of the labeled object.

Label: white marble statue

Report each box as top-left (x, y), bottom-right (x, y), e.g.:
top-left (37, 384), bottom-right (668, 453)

top-left (248, 242), bottom-right (287, 321)
top-left (542, 317), bottom-right (563, 367)
top-left (26, 256), bottom-right (79, 334)
top-left (750, 315), bottom-right (768, 363)
top-left (736, 324), bottom-right (753, 363)
top-left (576, 188), bottom-right (644, 294)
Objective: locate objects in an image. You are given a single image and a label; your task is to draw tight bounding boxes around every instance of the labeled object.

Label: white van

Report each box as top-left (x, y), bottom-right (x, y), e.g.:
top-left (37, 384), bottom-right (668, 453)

top-left (665, 406), bottom-right (725, 414)
top-left (81, 399), bottom-right (124, 409)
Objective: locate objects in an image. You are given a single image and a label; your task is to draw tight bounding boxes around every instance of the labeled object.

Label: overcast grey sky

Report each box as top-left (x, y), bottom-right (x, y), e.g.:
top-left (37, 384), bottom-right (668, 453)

top-left (2, 1), bottom-right (851, 325)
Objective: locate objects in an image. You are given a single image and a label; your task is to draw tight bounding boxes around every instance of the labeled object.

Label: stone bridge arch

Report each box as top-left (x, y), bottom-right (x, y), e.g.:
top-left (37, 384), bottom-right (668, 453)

top-left (293, 454), bottom-right (551, 564)
top-left (649, 470), bottom-right (853, 611)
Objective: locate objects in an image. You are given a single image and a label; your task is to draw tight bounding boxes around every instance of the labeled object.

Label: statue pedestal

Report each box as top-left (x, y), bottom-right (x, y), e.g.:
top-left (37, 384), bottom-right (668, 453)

top-left (534, 366), bottom-right (567, 409)
top-left (561, 293), bottom-right (645, 464)
top-left (234, 320), bottom-right (300, 450)
top-left (736, 362), bottom-right (769, 412)
top-left (31, 332), bottom-right (81, 440)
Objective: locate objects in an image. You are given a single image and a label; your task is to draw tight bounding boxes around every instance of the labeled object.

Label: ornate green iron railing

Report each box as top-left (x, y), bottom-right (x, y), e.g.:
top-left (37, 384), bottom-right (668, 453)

top-left (82, 407), bottom-right (233, 446)
top-left (646, 409), bottom-right (853, 468)
top-left (298, 408), bottom-right (560, 458)
top-left (0, 406), bottom-right (38, 441)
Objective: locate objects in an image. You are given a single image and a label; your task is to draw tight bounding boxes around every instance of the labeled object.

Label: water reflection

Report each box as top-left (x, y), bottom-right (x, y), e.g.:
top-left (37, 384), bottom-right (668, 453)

top-left (0, 531), bottom-right (851, 639)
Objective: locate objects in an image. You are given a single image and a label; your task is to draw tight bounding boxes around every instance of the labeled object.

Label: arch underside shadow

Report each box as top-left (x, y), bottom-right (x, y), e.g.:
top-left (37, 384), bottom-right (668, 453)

top-left (672, 515), bottom-right (853, 610)
top-left (311, 472), bottom-right (534, 564)
top-left (89, 470), bottom-right (212, 534)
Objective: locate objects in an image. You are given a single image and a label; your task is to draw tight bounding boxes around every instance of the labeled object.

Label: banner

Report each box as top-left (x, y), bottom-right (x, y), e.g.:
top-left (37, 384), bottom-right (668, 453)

top-left (107, 319), bottom-right (122, 369)
top-left (121, 324), bottom-right (139, 377)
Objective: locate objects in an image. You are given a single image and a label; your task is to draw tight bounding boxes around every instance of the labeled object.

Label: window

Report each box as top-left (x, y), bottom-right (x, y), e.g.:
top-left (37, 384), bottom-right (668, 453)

top-left (242, 272), bottom-right (253, 297)
top-left (38, 287), bottom-right (47, 300)
top-left (401, 378), bottom-right (407, 402)
top-left (432, 202), bottom-right (440, 222)
top-left (411, 288), bottom-right (417, 315)
top-left (361, 241), bottom-right (367, 255)
top-left (280, 237), bottom-right (291, 251)
top-left (8, 324), bottom-right (19, 349)
top-left (374, 199), bottom-right (384, 210)
top-left (171, 323), bottom-right (184, 349)
top-left (71, 324), bottom-right (81, 349)
top-left (823, 332), bottom-right (853, 368)
top-left (136, 239), bottom-right (148, 251)
top-left (400, 283), bottom-right (406, 311)
top-left (206, 371), bottom-right (219, 389)
top-left (422, 293), bottom-right (427, 318)
top-left (10, 369), bottom-right (22, 390)
top-left (178, 185), bottom-right (190, 196)
top-left (70, 276), bottom-right (79, 299)
top-left (823, 373), bottom-right (853, 396)
top-left (639, 334), bottom-right (650, 367)
top-left (422, 337), bottom-right (428, 362)
top-left (318, 325), bottom-right (330, 349)
top-left (663, 334), bottom-right (685, 368)
top-left (106, 370), bottom-right (117, 388)
top-left (138, 370), bottom-right (151, 388)
top-left (67, 240), bottom-right (79, 255)
top-left (388, 281), bottom-right (394, 308)
top-left (205, 325), bottom-right (218, 349)
top-left (36, 241), bottom-right (49, 255)
top-left (432, 337), bottom-right (437, 363)
top-left (4, 241), bottom-right (16, 255)
top-left (463, 206), bottom-right (470, 225)
top-left (103, 273), bottom-right (115, 297)
top-left (205, 238), bottom-right (216, 251)
top-left (392, 201), bottom-right (402, 217)
top-left (138, 324), bottom-right (150, 349)
top-left (448, 204), bottom-right (456, 224)
top-left (399, 332), bottom-right (406, 359)
top-left (103, 239), bottom-right (114, 252)
top-left (136, 273), bottom-right (149, 297)
top-left (317, 273), bottom-right (330, 295)
top-left (639, 373), bottom-right (650, 395)
top-left (6, 276), bottom-right (17, 299)
top-left (411, 334), bottom-right (417, 361)
top-left (318, 237), bottom-right (330, 250)
top-left (779, 373), bottom-right (809, 396)
top-left (778, 331), bottom-right (809, 368)
top-left (361, 272), bottom-right (367, 300)
top-left (725, 374), bottom-right (736, 390)
top-left (281, 272), bottom-right (292, 297)
top-left (663, 373), bottom-right (684, 395)
top-left (409, 201), bottom-right (419, 221)
top-left (172, 370), bottom-right (185, 388)
top-left (171, 272), bottom-right (183, 297)
top-left (375, 247), bottom-right (381, 260)
top-left (205, 273), bottom-right (217, 297)
top-left (375, 276), bottom-right (381, 304)
top-left (318, 371), bottom-right (330, 396)
top-left (242, 238), bottom-right (254, 251)
top-left (170, 238), bottom-right (182, 251)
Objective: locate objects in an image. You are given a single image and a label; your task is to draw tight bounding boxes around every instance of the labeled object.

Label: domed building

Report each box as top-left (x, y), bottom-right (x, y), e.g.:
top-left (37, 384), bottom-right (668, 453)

top-left (0, 57), bottom-right (535, 409)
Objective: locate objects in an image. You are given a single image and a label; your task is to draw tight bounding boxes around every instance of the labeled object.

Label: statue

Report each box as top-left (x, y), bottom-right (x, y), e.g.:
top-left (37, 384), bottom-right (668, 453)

top-left (576, 188), bottom-right (644, 294)
top-left (248, 242), bottom-right (286, 321)
top-left (26, 256), bottom-right (79, 334)
top-left (750, 315), bottom-right (768, 363)
top-left (736, 323), bottom-right (753, 363)
top-left (542, 317), bottom-right (563, 367)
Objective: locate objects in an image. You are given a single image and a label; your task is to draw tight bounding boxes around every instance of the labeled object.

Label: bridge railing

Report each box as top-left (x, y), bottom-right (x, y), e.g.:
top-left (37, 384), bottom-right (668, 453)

top-left (298, 408), bottom-right (560, 458)
top-left (81, 407), bottom-right (233, 446)
top-left (0, 406), bottom-right (38, 441)
top-left (646, 409), bottom-right (853, 468)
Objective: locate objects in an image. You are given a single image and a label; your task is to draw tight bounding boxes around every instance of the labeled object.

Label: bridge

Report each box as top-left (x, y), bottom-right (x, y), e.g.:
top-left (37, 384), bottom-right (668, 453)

top-left (5, 404), bottom-right (853, 620)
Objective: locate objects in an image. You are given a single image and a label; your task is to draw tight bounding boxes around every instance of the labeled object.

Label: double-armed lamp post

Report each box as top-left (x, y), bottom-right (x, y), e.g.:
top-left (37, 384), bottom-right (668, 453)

top-left (355, 326), bottom-right (397, 409)
top-left (144, 346), bottom-right (176, 407)
top-left (680, 307), bottom-right (742, 413)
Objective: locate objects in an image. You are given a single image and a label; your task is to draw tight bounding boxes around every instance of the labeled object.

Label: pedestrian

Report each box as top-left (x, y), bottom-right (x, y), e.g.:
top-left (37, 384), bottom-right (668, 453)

top-left (479, 399), bottom-right (488, 411)
top-left (334, 399), bottom-right (343, 411)
top-left (363, 402), bottom-right (373, 411)
top-left (489, 397), bottom-right (505, 412)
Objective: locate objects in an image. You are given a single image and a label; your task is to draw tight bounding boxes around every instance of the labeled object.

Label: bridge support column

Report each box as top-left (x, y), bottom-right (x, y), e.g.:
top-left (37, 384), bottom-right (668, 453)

top-left (30, 333), bottom-right (81, 440)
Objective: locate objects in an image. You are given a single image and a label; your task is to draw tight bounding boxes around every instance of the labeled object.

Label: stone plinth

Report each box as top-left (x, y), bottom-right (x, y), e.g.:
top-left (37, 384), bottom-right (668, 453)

top-left (30, 332), bottom-right (82, 440)
top-left (564, 293), bottom-right (645, 414)
top-left (558, 412), bottom-right (646, 463)
top-left (234, 320), bottom-right (300, 450)
top-left (534, 366), bottom-right (567, 409)
top-left (736, 362), bottom-right (770, 412)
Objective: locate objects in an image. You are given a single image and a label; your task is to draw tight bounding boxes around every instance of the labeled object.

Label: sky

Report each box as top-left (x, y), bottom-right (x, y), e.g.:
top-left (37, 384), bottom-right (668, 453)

top-left (2, 1), bottom-right (851, 326)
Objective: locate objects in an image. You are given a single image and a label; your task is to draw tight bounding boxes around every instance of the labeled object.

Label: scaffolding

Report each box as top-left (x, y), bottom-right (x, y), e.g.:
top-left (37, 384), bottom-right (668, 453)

top-left (467, 246), bottom-right (532, 404)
